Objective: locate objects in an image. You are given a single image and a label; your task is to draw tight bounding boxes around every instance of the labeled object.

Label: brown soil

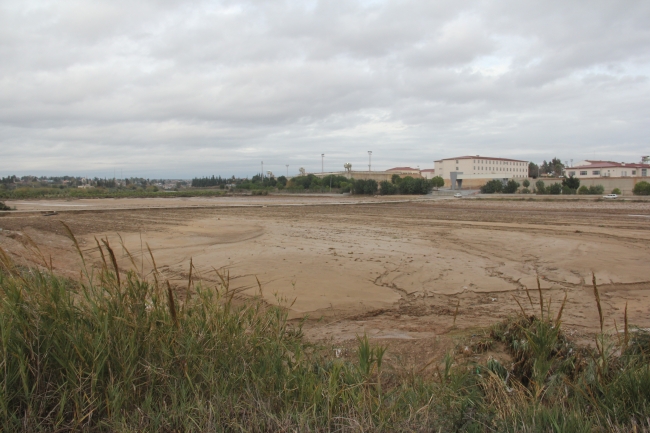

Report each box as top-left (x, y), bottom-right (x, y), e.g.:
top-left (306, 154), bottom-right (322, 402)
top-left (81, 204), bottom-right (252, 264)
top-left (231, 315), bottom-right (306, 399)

top-left (2, 196), bottom-right (650, 366)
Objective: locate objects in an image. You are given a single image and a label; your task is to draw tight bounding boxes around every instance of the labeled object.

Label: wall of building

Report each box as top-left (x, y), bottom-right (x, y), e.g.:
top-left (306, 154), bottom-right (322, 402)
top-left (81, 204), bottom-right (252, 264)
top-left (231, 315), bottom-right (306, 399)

top-left (567, 167), bottom-right (649, 179)
top-left (310, 171), bottom-right (423, 182)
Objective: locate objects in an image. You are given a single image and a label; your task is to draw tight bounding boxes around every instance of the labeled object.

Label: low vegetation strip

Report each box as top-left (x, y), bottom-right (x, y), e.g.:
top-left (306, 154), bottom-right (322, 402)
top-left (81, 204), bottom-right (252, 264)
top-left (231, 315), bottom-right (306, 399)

top-left (0, 188), bottom-right (227, 200)
top-left (0, 235), bottom-right (649, 431)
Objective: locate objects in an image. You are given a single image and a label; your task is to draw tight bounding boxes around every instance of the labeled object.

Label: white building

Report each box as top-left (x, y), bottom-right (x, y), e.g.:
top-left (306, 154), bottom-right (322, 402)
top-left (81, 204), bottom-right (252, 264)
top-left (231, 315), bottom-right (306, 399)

top-left (567, 160), bottom-right (650, 179)
top-left (434, 155), bottom-right (529, 189)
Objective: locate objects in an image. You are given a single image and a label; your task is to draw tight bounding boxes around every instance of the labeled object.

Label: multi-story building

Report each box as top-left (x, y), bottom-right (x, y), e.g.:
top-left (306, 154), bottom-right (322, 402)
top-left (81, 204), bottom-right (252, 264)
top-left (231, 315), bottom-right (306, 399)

top-left (434, 155), bottom-right (528, 189)
top-left (567, 160), bottom-right (650, 179)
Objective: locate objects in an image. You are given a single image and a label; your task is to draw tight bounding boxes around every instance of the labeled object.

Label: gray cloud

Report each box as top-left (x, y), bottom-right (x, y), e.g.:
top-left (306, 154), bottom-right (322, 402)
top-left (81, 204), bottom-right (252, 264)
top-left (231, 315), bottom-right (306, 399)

top-left (1, 0), bottom-right (649, 178)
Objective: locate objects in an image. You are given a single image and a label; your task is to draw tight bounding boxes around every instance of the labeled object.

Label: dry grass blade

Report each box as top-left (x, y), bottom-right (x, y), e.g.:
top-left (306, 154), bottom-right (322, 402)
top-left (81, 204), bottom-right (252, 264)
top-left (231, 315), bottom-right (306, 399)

top-left (146, 242), bottom-right (159, 289)
top-left (94, 237), bottom-right (107, 269)
top-left (623, 302), bottom-right (630, 350)
top-left (536, 274), bottom-right (544, 321)
top-left (0, 247), bottom-right (20, 277)
top-left (20, 232), bottom-right (50, 271)
top-left (186, 257), bottom-right (193, 303)
top-left (117, 233), bottom-right (139, 272)
top-left (60, 220), bottom-right (87, 268)
top-left (166, 280), bottom-right (178, 328)
top-left (512, 295), bottom-right (527, 317)
top-left (523, 284), bottom-right (534, 310)
top-left (592, 273), bottom-right (604, 332)
top-left (555, 292), bottom-right (568, 326)
top-left (101, 238), bottom-right (121, 287)
top-left (453, 299), bottom-right (460, 327)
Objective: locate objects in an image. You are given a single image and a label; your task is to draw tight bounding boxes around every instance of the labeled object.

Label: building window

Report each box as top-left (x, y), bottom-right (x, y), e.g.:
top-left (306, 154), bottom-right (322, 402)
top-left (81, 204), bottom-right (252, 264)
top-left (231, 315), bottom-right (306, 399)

top-left (580, 171), bottom-right (588, 175)
top-left (456, 167), bottom-right (459, 170)
top-left (456, 160), bottom-right (459, 163)
top-left (592, 171), bottom-right (600, 175)
top-left (643, 169), bottom-right (647, 176)
top-left (632, 170), bottom-right (637, 175)
top-left (569, 171), bottom-right (575, 176)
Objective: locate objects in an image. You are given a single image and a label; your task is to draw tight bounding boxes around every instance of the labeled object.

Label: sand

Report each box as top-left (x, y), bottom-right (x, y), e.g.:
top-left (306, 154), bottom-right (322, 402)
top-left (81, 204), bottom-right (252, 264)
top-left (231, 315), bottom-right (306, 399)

top-left (2, 195), bottom-right (650, 354)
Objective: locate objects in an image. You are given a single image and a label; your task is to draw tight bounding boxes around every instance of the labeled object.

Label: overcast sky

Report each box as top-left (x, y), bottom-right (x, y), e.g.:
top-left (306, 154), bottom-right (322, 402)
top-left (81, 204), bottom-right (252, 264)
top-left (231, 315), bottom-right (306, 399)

top-left (1, 0), bottom-right (649, 178)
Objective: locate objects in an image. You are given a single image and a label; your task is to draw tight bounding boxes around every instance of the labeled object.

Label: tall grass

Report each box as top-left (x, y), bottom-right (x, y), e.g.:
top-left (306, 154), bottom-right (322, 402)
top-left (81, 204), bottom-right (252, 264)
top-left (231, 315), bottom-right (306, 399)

top-left (1, 237), bottom-right (649, 431)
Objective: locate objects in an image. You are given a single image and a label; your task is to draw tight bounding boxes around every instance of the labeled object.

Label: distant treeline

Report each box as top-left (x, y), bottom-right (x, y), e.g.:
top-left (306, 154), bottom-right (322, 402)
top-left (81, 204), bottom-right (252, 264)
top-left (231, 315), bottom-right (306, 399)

top-left (191, 176), bottom-right (230, 187)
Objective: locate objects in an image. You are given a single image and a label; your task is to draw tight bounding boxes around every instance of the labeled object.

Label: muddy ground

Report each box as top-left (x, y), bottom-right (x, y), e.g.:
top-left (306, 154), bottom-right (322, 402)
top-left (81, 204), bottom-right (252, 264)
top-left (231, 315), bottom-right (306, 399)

top-left (2, 196), bottom-right (650, 367)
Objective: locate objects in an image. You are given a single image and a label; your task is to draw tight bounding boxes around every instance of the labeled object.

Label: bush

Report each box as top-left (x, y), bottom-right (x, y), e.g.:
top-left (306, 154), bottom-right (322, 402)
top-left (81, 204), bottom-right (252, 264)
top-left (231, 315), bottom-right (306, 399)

top-left (612, 188), bottom-right (622, 195)
top-left (480, 179), bottom-right (503, 194)
top-left (353, 179), bottom-right (378, 195)
top-left (397, 176), bottom-right (430, 195)
top-left (561, 185), bottom-right (576, 195)
top-left (430, 176), bottom-right (445, 190)
top-left (0, 201), bottom-right (11, 211)
top-left (379, 181), bottom-right (397, 195)
top-left (633, 181), bottom-right (650, 195)
top-left (588, 185), bottom-right (605, 195)
top-left (522, 179), bottom-right (530, 188)
top-left (562, 175), bottom-right (580, 190)
top-left (535, 180), bottom-right (546, 194)
top-left (578, 185), bottom-right (589, 194)
top-left (503, 179), bottom-right (520, 194)
top-left (521, 188), bottom-right (530, 194)
top-left (548, 183), bottom-right (562, 195)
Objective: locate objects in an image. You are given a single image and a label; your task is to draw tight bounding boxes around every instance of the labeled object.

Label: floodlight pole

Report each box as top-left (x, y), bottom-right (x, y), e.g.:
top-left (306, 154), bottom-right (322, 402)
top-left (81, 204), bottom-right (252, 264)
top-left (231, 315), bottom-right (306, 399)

top-left (261, 161), bottom-right (264, 180)
top-left (286, 164), bottom-right (289, 177)
top-left (321, 154), bottom-right (324, 174)
top-left (368, 151), bottom-right (372, 172)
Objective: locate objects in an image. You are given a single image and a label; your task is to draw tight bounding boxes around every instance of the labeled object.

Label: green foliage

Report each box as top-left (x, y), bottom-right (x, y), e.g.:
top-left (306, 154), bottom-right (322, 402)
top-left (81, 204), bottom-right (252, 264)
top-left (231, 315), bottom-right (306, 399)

top-left (431, 176), bottom-right (445, 189)
top-left (397, 176), bottom-right (431, 194)
top-left (391, 174), bottom-right (401, 184)
top-left (0, 201), bottom-right (11, 211)
top-left (535, 180), bottom-right (546, 194)
top-left (321, 174), bottom-right (349, 189)
top-left (528, 162), bottom-right (539, 179)
top-left (612, 188), bottom-right (622, 195)
top-left (578, 185), bottom-right (589, 195)
top-left (589, 185), bottom-right (605, 195)
top-left (502, 179), bottom-right (520, 194)
top-left (0, 187), bottom-right (226, 200)
top-left (522, 179), bottom-right (530, 188)
top-left (562, 175), bottom-right (580, 190)
top-left (562, 185), bottom-right (576, 195)
top-left (379, 180), bottom-right (397, 195)
top-left (521, 187), bottom-right (530, 194)
top-left (548, 183), bottom-right (562, 195)
top-left (276, 175), bottom-right (288, 187)
top-left (633, 181), bottom-right (650, 195)
top-left (352, 179), bottom-right (378, 195)
top-left (480, 179), bottom-right (503, 193)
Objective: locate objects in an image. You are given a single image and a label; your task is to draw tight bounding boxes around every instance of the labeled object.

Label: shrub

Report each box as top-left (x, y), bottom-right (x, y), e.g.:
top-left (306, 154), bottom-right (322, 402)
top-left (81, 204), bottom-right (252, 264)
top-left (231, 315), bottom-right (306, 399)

top-left (535, 180), bottom-right (546, 194)
top-left (548, 183), bottom-right (562, 195)
top-left (431, 176), bottom-right (445, 190)
top-left (521, 187), bottom-right (530, 194)
top-left (503, 179), bottom-right (520, 194)
top-left (480, 179), bottom-right (503, 194)
top-left (379, 181), bottom-right (397, 195)
top-left (612, 188), bottom-right (621, 195)
top-left (522, 179), bottom-right (530, 188)
top-left (578, 185), bottom-right (589, 194)
top-left (353, 179), bottom-right (378, 195)
top-left (562, 175), bottom-right (580, 190)
top-left (588, 185), bottom-right (605, 195)
top-left (561, 185), bottom-right (576, 195)
top-left (397, 176), bottom-right (430, 194)
top-left (0, 201), bottom-right (11, 211)
top-left (633, 181), bottom-right (650, 195)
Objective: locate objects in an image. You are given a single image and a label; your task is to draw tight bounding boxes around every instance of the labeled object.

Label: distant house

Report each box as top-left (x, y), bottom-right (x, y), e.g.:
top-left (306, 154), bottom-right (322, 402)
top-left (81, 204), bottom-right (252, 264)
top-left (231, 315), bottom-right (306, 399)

top-left (420, 169), bottom-right (435, 179)
top-left (567, 160), bottom-right (650, 179)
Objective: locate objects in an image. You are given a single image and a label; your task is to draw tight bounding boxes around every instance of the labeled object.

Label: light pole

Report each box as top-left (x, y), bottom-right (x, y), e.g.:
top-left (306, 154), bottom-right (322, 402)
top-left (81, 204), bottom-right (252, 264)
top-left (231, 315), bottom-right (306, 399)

top-left (368, 151), bottom-right (372, 172)
top-left (286, 164), bottom-right (289, 177)
top-left (321, 154), bottom-right (324, 174)
top-left (261, 161), bottom-right (264, 180)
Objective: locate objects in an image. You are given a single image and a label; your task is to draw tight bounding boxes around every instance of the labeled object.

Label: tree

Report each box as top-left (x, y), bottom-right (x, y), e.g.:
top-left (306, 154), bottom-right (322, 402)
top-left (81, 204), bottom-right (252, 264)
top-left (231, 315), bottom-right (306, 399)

top-left (391, 174), bottom-right (401, 184)
top-left (353, 179), bottom-right (378, 195)
top-left (578, 185), bottom-right (589, 195)
top-left (535, 180), bottom-right (546, 194)
top-left (588, 185), bottom-right (604, 195)
top-left (276, 176), bottom-right (288, 187)
top-left (431, 176), bottom-right (444, 190)
top-left (522, 179), bottom-right (530, 188)
top-left (528, 162), bottom-right (539, 179)
top-left (379, 181), bottom-right (397, 195)
top-left (480, 179), bottom-right (503, 194)
top-left (633, 181), bottom-right (650, 195)
top-left (562, 175), bottom-right (580, 190)
top-left (503, 179), bottom-right (520, 194)
top-left (612, 188), bottom-right (621, 195)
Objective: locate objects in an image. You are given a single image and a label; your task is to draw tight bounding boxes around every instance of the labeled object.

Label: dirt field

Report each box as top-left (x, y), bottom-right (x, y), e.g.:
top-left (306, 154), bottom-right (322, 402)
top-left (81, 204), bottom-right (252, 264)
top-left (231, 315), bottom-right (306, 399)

top-left (2, 196), bottom-right (650, 363)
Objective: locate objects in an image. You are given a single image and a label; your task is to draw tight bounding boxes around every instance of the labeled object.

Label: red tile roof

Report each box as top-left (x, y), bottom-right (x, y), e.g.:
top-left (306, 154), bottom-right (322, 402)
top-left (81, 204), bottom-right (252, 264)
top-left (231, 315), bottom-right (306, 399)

top-left (434, 155), bottom-right (527, 162)
top-left (571, 161), bottom-right (650, 169)
top-left (387, 167), bottom-right (420, 171)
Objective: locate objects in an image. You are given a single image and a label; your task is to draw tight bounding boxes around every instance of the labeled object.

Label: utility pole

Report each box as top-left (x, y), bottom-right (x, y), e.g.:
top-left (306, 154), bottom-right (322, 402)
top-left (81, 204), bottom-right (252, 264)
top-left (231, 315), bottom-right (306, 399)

top-left (286, 164), bottom-right (289, 177)
top-left (261, 161), bottom-right (264, 180)
top-left (321, 154), bottom-right (324, 174)
top-left (368, 151), bottom-right (372, 172)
